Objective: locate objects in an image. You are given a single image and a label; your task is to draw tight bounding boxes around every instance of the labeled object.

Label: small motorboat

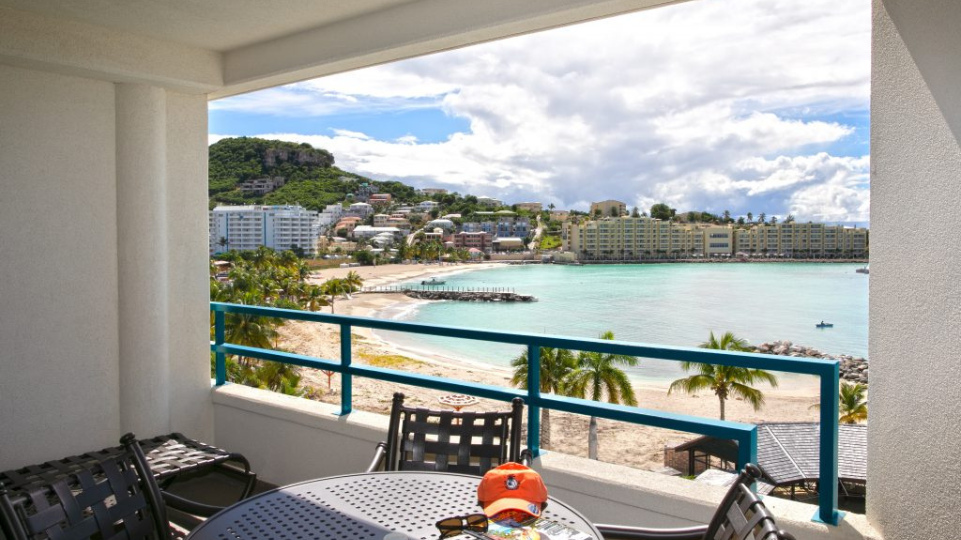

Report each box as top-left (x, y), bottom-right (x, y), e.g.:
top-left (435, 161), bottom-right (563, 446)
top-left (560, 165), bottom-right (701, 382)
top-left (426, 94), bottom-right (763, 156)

top-left (855, 266), bottom-right (869, 274)
top-left (421, 277), bottom-right (446, 286)
top-left (816, 321), bottom-right (834, 329)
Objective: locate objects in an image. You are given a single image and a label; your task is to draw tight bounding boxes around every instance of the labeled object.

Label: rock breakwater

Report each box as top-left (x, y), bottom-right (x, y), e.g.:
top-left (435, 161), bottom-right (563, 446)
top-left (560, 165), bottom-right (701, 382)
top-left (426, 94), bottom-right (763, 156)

top-left (404, 291), bottom-right (536, 302)
top-left (750, 341), bottom-right (868, 385)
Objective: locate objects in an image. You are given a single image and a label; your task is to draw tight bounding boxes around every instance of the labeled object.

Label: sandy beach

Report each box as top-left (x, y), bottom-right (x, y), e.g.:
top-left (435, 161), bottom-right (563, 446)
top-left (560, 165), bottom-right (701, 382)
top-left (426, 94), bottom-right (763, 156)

top-left (280, 262), bottom-right (822, 471)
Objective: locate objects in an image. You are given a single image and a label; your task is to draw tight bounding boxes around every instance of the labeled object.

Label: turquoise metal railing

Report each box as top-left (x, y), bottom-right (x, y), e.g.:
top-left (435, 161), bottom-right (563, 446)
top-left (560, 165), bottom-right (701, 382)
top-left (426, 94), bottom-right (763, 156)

top-left (210, 301), bottom-right (842, 525)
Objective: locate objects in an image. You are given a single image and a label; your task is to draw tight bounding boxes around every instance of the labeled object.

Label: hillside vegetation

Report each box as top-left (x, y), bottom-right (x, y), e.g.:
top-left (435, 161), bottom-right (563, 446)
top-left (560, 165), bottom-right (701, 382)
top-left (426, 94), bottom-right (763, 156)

top-left (208, 137), bottom-right (417, 210)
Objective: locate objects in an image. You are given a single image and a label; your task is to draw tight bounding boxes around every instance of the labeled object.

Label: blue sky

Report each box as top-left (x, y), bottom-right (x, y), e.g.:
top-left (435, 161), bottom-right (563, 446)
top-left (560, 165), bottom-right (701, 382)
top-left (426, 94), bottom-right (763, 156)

top-left (210, 0), bottom-right (871, 224)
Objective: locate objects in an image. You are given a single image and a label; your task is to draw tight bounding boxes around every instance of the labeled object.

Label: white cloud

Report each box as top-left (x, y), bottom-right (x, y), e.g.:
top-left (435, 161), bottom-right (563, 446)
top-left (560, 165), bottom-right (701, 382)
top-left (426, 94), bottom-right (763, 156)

top-left (212, 0), bottom-right (872, 222)
top-left (208, 133), bottom-right (232, 145)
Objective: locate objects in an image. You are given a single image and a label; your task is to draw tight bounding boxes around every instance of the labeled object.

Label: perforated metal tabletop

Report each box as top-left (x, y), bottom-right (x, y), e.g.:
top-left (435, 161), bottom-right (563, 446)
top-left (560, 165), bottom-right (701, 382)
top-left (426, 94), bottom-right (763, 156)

top-left (185, 471), bottom-right (601, 540)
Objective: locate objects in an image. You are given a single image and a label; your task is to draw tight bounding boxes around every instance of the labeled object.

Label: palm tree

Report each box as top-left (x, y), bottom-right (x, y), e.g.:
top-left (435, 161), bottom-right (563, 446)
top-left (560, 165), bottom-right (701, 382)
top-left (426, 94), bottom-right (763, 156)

top-left (747, 212), bottom-right (754, 223)
top-left (668, 331), bottom-right (779, 420)
top-left (344, 270), bottom-right (364, 293)
top-left (226, 292), bottom-right (279, 367)
top-left (839, 383), bottom-right (868, 423)
top-left (812, 382), bottom-right (868, 424)
top-left (323, 278), bottom-right (349, 313)
top-left (304, 285), bottom-right (329, 312)
top-left (566, 331), bottom-right (638, 460)
top-left (510, 346), bottom-right (577, 449)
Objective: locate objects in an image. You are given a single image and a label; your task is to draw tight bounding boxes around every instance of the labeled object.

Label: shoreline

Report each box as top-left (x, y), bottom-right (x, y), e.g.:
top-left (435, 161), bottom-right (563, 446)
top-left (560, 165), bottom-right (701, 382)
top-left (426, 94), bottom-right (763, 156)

top-left (277, 261), bottom-right (833, 471)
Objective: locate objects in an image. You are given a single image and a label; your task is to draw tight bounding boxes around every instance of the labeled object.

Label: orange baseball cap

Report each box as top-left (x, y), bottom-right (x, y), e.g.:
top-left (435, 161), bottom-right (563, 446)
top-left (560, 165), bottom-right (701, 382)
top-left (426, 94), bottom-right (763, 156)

top-left (477, 462), bottom-right (549, 518)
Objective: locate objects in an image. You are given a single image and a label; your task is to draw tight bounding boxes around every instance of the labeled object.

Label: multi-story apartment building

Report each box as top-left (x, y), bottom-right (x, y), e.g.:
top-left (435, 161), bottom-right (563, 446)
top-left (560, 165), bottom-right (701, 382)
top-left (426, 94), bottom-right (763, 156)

top-left (565, 217), bottom-right (869, 260)
top-left (564, 217), bottom-right (711, 260)
top-left (419, 188), bottom-right (448, 196)
top-left (317, 204), bottom-right (345, 231)
top-left (734, 223), bottom-right (869, 257)
top-left (237, 176), bottom-right (286, 195)
top-left (703, 226), bottom-right (733, 256)
top-left (589, 199), bottom-right (627, 217)
top-left (453, 231), bottom-right (492, 252)
top-left (462, 216), bottom-right (530, 239)
top-left (209, 205), bottom-right (321, 256)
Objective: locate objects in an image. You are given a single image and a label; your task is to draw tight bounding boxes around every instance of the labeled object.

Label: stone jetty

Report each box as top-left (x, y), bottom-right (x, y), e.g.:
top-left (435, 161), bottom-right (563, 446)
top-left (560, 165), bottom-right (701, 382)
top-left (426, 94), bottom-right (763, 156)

top-left (750, 340), bottom-right (869, 385)
top-left (404, 290), bottom-right (536, 302)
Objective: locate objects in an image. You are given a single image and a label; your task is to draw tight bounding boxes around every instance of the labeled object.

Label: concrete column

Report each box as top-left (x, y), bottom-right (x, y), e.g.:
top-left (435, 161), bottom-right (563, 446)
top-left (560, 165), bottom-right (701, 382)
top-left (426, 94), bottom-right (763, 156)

top-left (869, 2), bottom-right (961, 539)
top-left (116, 83), bottom-right (170, 435)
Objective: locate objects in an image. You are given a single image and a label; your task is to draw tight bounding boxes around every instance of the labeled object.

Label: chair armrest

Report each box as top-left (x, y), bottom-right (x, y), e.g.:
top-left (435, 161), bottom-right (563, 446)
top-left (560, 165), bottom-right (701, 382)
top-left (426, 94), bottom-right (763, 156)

top-left (161, 491), bottom-right (226, 518)
top-left (366, 442), bottom-right (387, 473)
top-left (520, 449), bottom-right (533, 467)
top-left (595, 523), bottom-right (707, 540)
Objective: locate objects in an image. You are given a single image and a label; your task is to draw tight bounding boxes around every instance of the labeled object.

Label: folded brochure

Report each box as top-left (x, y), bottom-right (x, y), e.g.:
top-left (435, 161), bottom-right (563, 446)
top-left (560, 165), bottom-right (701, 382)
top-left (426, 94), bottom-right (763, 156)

top-left (462, 517), bottom-right (594, 540)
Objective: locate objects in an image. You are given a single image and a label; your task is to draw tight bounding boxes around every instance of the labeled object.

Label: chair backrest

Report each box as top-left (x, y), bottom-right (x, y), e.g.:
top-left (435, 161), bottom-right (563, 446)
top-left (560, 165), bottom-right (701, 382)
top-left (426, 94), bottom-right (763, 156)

top-left (703, 464), bottom-right (795, 540)
top-left (384, 393), bottom-right (524, 476)
top-left (0, 433), bottom-right (169, 540)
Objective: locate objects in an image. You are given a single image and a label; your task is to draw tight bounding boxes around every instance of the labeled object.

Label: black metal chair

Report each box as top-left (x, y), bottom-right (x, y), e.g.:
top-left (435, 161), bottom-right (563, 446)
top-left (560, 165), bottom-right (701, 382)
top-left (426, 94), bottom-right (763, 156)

top-left (0, 433), bottom-right (170, 540)
top-left (0, 433), bottom-right (255, 520)
top-left (367, 392), bottom-right (529, 475)
top-left (595, 464), bottom-right (796, 540)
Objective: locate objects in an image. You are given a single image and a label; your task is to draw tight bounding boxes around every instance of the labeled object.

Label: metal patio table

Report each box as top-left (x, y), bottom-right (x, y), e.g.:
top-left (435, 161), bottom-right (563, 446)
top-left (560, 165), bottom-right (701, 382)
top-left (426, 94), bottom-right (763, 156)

top-left (185, 471), bottom-right (602, 540)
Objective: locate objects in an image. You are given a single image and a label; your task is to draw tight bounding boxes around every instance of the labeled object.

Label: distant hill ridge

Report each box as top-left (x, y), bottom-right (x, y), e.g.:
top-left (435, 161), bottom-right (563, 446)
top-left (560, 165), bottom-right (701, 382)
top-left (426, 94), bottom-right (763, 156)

top-left (208, 137), bottom-right (417, 210)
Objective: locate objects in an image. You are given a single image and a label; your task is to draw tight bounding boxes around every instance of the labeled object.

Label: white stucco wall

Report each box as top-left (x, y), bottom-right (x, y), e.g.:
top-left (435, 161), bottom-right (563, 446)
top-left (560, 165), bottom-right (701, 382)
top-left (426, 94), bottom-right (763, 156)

top-left (868, 1), bottom-right (961, 539)
top-left (0, 65), bottom-right (213, 469)
top-left (0, 64), bottom-right (121, 467)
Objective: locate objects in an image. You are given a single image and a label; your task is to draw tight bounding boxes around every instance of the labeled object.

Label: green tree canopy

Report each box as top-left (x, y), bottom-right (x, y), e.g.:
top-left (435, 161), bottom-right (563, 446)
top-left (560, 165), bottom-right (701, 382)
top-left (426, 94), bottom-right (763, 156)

top-left (650, 203), bottom-right (676, 221)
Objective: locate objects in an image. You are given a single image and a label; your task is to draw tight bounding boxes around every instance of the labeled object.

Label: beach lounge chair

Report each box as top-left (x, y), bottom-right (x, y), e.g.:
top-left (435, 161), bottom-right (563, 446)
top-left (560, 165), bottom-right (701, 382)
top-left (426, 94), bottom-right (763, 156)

top-left (367, 392), bottom-right (530, 475)
top-left (595, 464), bottom-right (796, 540)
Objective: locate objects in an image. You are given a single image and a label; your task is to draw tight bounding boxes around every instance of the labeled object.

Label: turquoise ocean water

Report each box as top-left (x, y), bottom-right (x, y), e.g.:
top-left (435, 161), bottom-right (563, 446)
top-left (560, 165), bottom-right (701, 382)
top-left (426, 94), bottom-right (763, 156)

top-left (374, 264), bottom-right (868, 384)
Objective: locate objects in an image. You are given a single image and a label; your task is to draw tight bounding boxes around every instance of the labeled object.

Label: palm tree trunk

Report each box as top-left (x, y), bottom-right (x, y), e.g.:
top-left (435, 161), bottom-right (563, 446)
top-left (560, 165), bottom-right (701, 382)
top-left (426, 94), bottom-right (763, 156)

top-left (719, 396), bottom-right (726, 421)
top-left (541, 408), bottom-right (551, 449)
top-left (588, 416), bottom-right (599, 460)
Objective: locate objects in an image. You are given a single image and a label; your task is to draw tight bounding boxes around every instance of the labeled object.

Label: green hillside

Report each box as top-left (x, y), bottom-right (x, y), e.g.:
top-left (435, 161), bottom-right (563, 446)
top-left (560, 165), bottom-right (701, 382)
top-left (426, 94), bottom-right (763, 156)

top-left (208, 137), bottom-right (417, 210)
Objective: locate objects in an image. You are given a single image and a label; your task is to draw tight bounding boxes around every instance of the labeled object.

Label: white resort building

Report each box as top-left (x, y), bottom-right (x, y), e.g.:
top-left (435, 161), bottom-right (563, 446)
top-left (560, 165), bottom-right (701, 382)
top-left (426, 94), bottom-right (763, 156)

top-left (209, 205), bottom-right (322, 256)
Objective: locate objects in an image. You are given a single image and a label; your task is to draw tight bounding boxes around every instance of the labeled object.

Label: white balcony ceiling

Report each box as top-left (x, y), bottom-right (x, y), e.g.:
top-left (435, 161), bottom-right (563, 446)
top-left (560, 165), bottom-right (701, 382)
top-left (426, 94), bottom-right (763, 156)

top-left (0, 0), bottom-right (685, 96)
top-left (0, 0), bottom-right (422, 51)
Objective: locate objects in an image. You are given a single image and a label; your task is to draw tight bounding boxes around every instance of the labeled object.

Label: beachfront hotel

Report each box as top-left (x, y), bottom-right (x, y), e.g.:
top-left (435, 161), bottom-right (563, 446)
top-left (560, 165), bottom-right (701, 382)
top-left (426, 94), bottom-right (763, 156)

top-left (564, 217), bottom-right (869, 260)
top-left (735, 223), bottom-right (869, 258)
top-left (209, 205), bottom-right (322, 256)
top-left (1, 2), bottom-right (956, 540)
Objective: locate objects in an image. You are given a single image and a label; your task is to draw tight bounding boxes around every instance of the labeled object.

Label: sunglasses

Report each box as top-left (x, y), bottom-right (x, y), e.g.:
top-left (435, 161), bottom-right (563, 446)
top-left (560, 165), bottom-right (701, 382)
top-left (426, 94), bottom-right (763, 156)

top-left (436, 513), bottom-right (488, 538)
